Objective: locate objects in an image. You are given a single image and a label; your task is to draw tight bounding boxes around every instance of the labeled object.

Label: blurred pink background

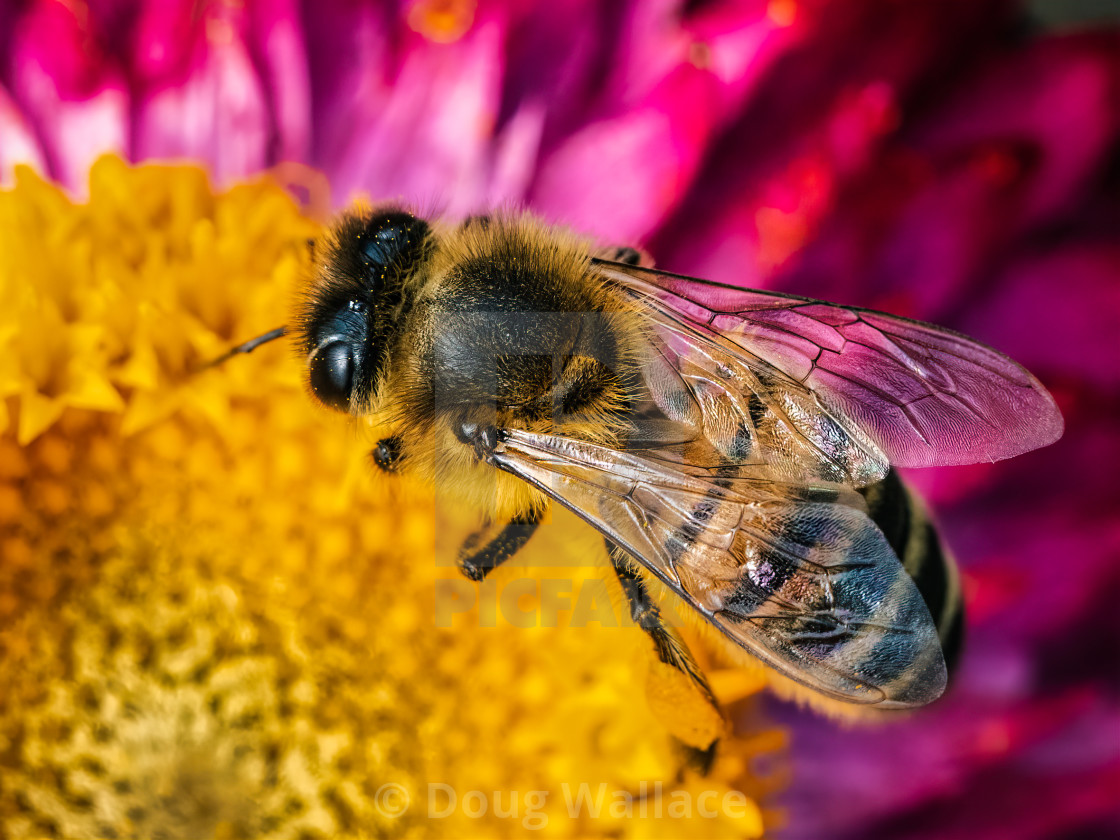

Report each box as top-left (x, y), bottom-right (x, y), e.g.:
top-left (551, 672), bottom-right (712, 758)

top-left (2, 1), bottom-right (1118, 837)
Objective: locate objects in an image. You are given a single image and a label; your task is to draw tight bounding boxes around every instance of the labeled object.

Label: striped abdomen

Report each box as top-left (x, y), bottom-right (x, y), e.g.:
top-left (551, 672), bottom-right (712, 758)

top-left (859, 470), bottom-right (964, 671)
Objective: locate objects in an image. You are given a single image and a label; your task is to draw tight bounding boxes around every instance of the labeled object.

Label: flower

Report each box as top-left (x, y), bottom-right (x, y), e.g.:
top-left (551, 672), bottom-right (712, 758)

top-left (3, 1), bottom-right (1118, 837)
top-left (0, 158), bottom-right (774, 838)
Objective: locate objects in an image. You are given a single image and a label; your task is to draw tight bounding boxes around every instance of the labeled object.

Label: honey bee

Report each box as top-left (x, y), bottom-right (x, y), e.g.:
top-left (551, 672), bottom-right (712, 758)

top-left (223, 207), bottom-right (1062, 748)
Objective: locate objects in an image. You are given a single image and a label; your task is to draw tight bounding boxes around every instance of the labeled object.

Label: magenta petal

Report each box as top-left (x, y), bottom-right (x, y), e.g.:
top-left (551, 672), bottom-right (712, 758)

top-left (777, 689), bottom-right (1120, 840)
top-left (130, 2), bottom-right (271, 182)
top-left (244, 0), bottom-right (312, 164)
top-left (909, 32), bottom-right (1120, 230)
top-left (528, 93), bottom-right (702, 242)
top-left (7, 0), bottom-right (129, 193)
top-left (862, 153), bottom-right (1021, 318)
top-left (649, 0), bottom-right (1014, 287)
top-left (484, 101), bottom-right (547, 204)
top-left (321, 16), bottom-right (509, 215)
top-left (497, 0), bottom-right (620, 147)
top-left (127, 0), bottom-right (197, 81)
top-left (647, 82), bottom-right (902, 291)
top-left (528, 0), bottom-right (808, 244)
top-left (961, 243), bottom-right (1120, 388)
top-left (301, 0), bottom-right (391, 172)
top-left (716, 33), bottom-right (1120, 320)
top-left (0, 84), bottom-right (48, 184)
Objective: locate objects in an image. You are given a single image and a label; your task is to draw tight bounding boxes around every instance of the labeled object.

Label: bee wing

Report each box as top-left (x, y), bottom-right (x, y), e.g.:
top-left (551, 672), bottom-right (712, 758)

top-left (597, 260), bottom-right (1064, 472)
top-left (487, 428), bottom-right (947, 707)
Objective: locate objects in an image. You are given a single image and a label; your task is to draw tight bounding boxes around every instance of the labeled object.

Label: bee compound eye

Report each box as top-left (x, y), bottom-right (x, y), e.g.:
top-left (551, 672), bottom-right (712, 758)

top-left (308, 340), bottom-right (354, 412)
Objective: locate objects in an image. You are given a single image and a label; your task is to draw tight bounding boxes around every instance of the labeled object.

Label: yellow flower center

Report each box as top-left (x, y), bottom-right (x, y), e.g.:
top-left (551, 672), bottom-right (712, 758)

top-left (0, 157), bottom-right (775, 838)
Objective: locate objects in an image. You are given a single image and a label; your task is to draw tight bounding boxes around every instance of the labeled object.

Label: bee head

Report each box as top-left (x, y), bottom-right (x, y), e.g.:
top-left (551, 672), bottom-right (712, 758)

top-left (298, 208), bottom-right (430, 413)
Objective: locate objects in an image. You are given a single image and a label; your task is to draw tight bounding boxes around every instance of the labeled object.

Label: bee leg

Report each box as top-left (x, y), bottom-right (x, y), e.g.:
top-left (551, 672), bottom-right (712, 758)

top-left (595, 245), bottom-right (651, 267)
top-left (607, 540), bottom-right (723, 770)
top-left (371, 435), bottom-right (405, 473)
top-left (458, 507), bottom-right (545, 582)
top-left (608, 543), bottom-right (717, 704)
top-left (607, 247), bottom-right (642, 265)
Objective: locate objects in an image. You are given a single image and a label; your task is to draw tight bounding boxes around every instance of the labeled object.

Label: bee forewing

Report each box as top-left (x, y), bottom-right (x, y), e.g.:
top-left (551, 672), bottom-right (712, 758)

top-left (487, 429), bottom-right (947, 707)
top-left (641, 309), bottom-right (890, 487)
top-left (598, 262), bottom-right (1064, 469)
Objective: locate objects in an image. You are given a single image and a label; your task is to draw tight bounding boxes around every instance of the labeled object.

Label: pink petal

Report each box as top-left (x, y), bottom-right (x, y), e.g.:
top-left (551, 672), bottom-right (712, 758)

top-left (301, 0), bottom-right (391, 170)
top-left (910, 32), bottom-right (1120, 230)
top-left (130, 1), bottom-right (271, 182)
top-left (649, 0), bottom-right (1014, 287)
top-left (127, 0), bottom-right (198, 80)
top-left (321, 11), bottom-right (508, 215)
top-left (8, 0), bottom-right (129, 193)
top-left (244, 0), bottom-right (312, 164)
top-left (0, 84), bottom-right (48, 185)
top-left (529, 0), bottom-right (805, 243)
top-left (528, 98), bottom-right (696, 242)
top-left (961, 243), bottom-right (1120, 388)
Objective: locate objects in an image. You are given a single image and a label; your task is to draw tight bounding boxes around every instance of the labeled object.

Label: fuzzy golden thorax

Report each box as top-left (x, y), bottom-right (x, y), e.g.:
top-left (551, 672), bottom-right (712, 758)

top-left (336, 211), bottom-right (645, 521)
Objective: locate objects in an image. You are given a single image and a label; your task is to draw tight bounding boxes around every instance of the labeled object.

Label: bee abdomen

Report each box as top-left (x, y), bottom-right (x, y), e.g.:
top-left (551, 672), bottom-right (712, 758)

top-left (858, 471), bottom-right (964, 671)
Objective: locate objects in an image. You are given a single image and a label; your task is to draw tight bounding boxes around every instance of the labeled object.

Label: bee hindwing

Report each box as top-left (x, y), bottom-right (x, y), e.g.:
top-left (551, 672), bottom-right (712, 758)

top-left (486, 429), bottom-right (947, 708)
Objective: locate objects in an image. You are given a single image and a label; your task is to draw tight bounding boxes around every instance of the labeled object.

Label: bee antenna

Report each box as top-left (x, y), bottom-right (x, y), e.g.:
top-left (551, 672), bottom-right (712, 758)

top-left (204, 326), bottom-right (288, 368)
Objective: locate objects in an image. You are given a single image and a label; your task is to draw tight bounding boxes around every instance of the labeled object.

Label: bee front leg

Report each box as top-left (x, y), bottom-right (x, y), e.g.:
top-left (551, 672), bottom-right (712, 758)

top-left (458, 508), bottom-right (545, 582)
top-left (371, 435), bottom-right (405, 473)
top-left (607, 541), bottom-right (724, 770)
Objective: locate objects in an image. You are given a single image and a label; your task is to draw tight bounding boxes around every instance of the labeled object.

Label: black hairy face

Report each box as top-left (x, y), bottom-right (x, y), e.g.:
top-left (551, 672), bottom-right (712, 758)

top-left (298, 209), bottom-right (430, 412)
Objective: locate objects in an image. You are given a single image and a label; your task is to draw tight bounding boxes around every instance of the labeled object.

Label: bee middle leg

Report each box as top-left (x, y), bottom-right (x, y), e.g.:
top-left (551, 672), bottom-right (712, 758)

top-left (608, 540), bottom-right (723, 769)
top-left (458, 507), bottom-right (545, 582)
